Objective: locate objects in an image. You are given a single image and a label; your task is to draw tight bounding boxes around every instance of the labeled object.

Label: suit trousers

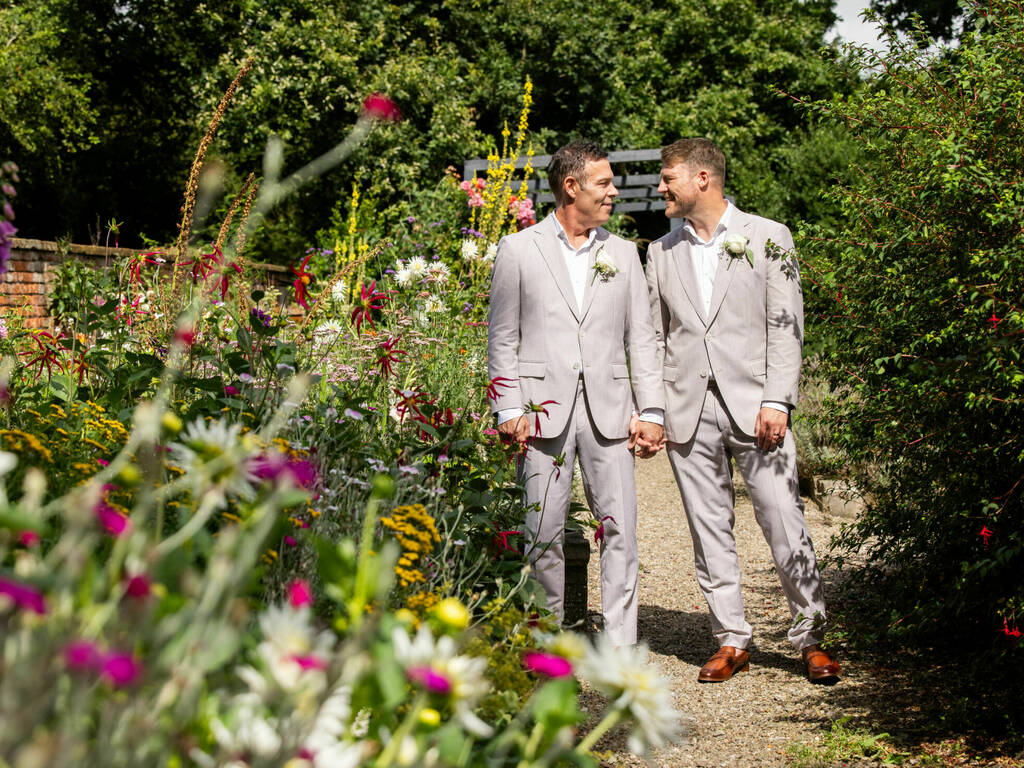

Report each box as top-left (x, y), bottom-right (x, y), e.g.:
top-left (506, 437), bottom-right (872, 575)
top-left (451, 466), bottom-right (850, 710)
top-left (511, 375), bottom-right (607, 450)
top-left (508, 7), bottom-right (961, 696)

top-left (519, 377), bottom-right (639, 646)
top-left (666, 385), bottom-right (826, 650)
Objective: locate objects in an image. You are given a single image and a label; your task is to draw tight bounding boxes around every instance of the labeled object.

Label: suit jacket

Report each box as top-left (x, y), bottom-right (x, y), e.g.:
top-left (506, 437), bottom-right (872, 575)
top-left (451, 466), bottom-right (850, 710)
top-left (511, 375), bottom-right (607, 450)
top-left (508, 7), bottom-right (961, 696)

top-left (646, 207), bottom-right (804, 442)
top-left (487, 214), bottom-right (663, 440)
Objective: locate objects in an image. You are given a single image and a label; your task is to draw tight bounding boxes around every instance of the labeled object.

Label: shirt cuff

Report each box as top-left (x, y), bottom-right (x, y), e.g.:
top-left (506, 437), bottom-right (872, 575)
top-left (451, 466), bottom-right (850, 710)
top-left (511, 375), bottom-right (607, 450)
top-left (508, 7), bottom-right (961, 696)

top-left (761, 401), bottom-right (790, 414)
top-left (496, 407), bottom-right (524, 425)
top-left (638, 407), bottom-right (665, 425)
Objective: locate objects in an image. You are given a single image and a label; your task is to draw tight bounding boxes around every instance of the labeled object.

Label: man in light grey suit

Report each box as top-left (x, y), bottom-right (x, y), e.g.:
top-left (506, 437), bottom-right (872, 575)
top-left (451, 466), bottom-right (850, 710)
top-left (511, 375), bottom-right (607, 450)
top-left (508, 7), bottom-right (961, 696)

top-left (487, 140), bottom-right (664, 646)
top-left (646, 138), bottom-right (840, 683)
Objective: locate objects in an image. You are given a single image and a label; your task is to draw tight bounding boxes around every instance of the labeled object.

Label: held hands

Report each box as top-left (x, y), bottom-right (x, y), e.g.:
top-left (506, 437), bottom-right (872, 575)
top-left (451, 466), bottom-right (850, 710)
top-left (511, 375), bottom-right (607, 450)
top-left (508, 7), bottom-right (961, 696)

top-left (498, 414), bottom-right (531, 443)
top-left (754, 407), bottom-right (788, 452)
top-left (628, 415), bottom-right (665, 458)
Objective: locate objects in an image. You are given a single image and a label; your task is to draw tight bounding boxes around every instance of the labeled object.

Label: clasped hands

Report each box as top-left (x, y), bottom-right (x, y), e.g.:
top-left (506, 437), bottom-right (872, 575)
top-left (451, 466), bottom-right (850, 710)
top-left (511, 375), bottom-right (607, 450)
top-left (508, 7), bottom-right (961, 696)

top-left (629, 415), bottom-right (664, 459)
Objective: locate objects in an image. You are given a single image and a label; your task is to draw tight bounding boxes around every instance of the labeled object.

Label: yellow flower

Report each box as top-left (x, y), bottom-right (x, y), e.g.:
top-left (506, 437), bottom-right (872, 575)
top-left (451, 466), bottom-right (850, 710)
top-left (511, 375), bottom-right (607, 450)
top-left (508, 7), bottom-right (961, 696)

top-left (419, 708), bottom-right (441, 728)
top-left (433, 598), bottom-right (470, 630)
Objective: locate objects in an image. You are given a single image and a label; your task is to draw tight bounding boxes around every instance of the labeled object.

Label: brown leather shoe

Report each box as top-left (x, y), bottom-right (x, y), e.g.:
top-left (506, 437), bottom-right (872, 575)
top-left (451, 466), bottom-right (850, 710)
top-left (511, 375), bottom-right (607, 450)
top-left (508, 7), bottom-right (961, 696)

top-left (802, 644), bottom-right (841, 684)
top-left (697, 645), bottom-right (750, 683)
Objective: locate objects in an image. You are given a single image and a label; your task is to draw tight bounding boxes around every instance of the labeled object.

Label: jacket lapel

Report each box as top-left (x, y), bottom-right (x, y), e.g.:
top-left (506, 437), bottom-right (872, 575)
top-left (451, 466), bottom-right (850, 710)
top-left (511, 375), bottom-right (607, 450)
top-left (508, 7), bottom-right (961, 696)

top-left (534, 215), bottom-right (581, 323)
top-left (706, 210), bottom-right (751, 326)
top-left (579, 228), bottom-right (606, 322)
top-left (668, 232), bottom-right (707, 326)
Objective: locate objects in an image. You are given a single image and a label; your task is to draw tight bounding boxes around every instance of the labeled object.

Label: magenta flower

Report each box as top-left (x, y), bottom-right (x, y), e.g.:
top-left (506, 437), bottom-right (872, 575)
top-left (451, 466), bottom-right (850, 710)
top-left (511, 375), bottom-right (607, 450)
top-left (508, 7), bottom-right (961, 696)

top-left (0, 576), bottom-right (47, 614)
top-left (289, 579), bottom-right (313, 609)
top-left (249, 453), bottom-right (318, 489)
top-left (407, 666), bottom-right (451, 695)
top-left (101, 652), bottom-right (142, 687)
top-left (350, 280), bottom-right (388, 334)
top-left (17, 530), bottom-right (40, 547)
top-left (292, 654), bottom-right (328, 670)
top-left (362, 93), bottom-right (401, 122)
top-left (223, 385), bottom-right (240, 396)
top-left (594, 515), bottom-right (616, 543)
top-left (523, 651), bottom-right (573, 678)
top-left (65, 641), bottom-right (103, 671)
top-left (95, 501), bottom-right (131, 537)
top-left (284, 535), bottom-right (298, 547)
top-left (124, 574), bottom-right (151, 599)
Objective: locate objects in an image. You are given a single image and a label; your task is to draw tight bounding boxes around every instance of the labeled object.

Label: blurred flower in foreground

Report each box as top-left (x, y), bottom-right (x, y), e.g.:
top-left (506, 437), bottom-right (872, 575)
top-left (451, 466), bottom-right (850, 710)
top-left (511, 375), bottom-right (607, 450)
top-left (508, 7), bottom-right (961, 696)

top-left (169, 418), bottom-right (258, 508)
top-left (361, 93), bottom-right (401, 123)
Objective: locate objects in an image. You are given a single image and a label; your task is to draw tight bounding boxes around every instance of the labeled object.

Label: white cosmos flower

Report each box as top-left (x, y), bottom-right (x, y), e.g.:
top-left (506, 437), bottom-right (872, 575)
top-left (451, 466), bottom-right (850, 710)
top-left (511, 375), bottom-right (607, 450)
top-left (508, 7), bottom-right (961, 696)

top-left (251, 604), bottom-right (335, 697)
top-left (406, 256), bottom-right (428, 278)
top-left (460, 239), bottom-right (480, 262)
top-left (313, 321), bottom-right (344, 349)
top-left (392, 625), bottom-right (493, 737)
top-left (483, 243), bottom-right (498, 263)
top-left (577, 635), bottom-right (682, 755)
top-left (169, 418), bottom-right (257, 508)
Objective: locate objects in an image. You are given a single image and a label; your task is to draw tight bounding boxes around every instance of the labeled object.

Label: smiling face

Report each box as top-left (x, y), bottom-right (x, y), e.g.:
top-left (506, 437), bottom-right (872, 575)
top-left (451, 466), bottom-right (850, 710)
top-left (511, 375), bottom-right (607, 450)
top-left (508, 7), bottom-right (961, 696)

top-left (570, 158), bottom-right (618, 228)
top-left (657, 161), bottom-right (700, 220)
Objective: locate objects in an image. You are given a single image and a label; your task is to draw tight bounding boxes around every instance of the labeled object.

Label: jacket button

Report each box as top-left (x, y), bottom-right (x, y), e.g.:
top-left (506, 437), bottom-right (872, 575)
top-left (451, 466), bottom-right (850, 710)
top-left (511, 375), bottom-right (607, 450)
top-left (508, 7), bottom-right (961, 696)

top-left (699, 370), bottom-right (708, 378)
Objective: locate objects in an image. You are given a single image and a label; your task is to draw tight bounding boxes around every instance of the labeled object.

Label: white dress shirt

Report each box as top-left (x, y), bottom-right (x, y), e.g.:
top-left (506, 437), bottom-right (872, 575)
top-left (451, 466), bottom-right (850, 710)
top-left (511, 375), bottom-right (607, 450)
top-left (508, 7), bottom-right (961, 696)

top-left (497, 215), bottom-right (664, 427)
top-left (682, 203), bottom-right (788, 416)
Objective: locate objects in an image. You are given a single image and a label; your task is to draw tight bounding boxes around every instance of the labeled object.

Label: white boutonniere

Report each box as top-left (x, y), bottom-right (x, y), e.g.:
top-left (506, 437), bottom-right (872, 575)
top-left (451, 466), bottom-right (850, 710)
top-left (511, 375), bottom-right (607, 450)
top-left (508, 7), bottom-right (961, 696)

top-left (722, 233), bottom-right (754, 268)
top-left (591, 246), bottom-right (619, 283)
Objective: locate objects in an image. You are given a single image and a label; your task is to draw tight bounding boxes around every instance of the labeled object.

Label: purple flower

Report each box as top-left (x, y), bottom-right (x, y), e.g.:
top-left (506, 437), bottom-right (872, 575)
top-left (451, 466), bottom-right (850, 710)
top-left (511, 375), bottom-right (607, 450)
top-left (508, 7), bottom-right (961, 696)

top-left (0, 577), bottom-right (47, 614)
top-left (95, 501), bottom-right (131, 537)
top-left (65, 641), bottom-right (103, 670)
top-left (2, 202), bottom-right (13, 221)
top-left (101, 652), bottom-right (142, 687)
top-left (249, 453), bottom-right (318, 489)
top-left (223, 385), bottom-right (240, 396)
top-left (0, 219), bottom-right (16, 273)
top-left (250, 307), bottom-right (271, 327)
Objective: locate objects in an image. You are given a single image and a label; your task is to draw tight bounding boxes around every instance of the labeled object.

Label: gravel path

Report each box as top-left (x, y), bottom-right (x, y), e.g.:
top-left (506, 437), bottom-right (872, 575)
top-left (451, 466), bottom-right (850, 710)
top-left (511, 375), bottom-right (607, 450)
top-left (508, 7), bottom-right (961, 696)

top-left (582, 450), bottom-right (864, 767)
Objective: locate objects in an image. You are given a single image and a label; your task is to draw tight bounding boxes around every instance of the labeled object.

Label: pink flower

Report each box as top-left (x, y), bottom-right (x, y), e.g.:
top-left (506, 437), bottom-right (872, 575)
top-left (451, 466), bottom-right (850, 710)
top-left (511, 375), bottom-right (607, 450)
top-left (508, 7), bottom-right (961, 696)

top-left (95, 501), bottom-right (131, 537)
top-left (18, 530), bottom-right (41, 547)
top-left (223, 385), bottom-right (240, 396)
top-left (0, 577), bottom-right (47, 614)
top-left (173, 326), bottom-right (196, 348)
top-left (284, 535), bottom-right (298, 547)
top-left (594, 515), bottom-right (616, 543)
top-left (249, 453), bottom-right (318, 489)
top-left (523, 651), bottom-right (573, 678)
top-left (362, 93), bottom-right (401, 122)
top-left (407, 666), bottom-right (451, 695)
top-left (101, 652), bottom-right (142, 687)
top-left (292, 654), bottom-right (328, 670)
top-left (289, 579), bottom-right (313, 609)
top-left (64, 641), bottom-right (103, 670)
top-left (124, 574), bottom-right (151, 599)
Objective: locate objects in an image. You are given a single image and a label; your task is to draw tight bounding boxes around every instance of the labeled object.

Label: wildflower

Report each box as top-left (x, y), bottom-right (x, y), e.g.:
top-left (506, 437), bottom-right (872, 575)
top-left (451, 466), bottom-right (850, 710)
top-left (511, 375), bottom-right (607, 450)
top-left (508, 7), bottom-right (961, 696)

top-left (173, 324), bottom-right (196, 348)
top-left (362, 93), bottom-right (401, 122)
top-left (0, 576), bottom-right (46, 614)
top-left (433, 597), bottom-right (470, 630)
top-left (406, 256), bottom-right (428, 279)
top-left (525, 399), bottom-right (558, 438)
top-left (350, 280), bottom-right (388, 334)
top-left (210, 693), bottom-right (282, 758)
top-left (460, 239), bottom-right (480, 262)
top-left (289, 579), bottom-right (314, 608)
top-left (426, 261), bottom-right (450, 284)
top-left (578, 635), bottom-right (681, 755)
top-left (101, 652), bottom-right (143, 687)
top-left (484, 243), bottom-right (498, 263)
top-left (19, 330), bottom-right (66, 380)
top-left (979, 525), bottom-right (993, 548)
top-left (18, 530), bottom-right (40, 547)
top-left (128, 251), bottom-right (164, 285)
top-left (375, 335), bottom-right (406, 379)
top-left (169, 418), bottom-right (258, 508)
top-left (419, 708), bottom-right (441, 727)
top-left (486, 376), bottom-right (516, 403)
top-left (0, 450), bottom-right (15, 476)
top-left (0, 218), bottom-right (16, 273)
top-left (96, 500), bottom-right (132, 537)
top-left (291, 253), bottom-right (314, 309)
top-left (251, 307), bottom-right (272, 327)
top-left (65, 641), bottom-right (102, 670)
top-left (250, 452), bottom-right (318, 489)
top-left (240, 602), bottom-right (335, 696)
top-left (523, 651), bottom-right (573, 678)
top-left (224, 384), bottom-right (240, 396)
top-left (124, 574), bottom-right (151, 598)
top-left (407, 666), bottom-right (452, 694)
top-left (1003, 618), bottom-right (1022, 638)
top-left (490, 527), bottom-right (520, 557)
top-left (330, 279), bottom-right (348, 303)
top-left (394, 266), bottom-right (414, 286)
top-left (594, 515), bottom-right (616, 543)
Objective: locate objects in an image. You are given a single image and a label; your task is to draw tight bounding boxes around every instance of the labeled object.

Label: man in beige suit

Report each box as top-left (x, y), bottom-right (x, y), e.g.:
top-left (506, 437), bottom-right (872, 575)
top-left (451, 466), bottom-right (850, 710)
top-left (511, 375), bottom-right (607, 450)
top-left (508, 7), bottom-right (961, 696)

top-left (488, 140), bottom-right (664, 646)
top-left (646, 138), bottom-right (840, 683)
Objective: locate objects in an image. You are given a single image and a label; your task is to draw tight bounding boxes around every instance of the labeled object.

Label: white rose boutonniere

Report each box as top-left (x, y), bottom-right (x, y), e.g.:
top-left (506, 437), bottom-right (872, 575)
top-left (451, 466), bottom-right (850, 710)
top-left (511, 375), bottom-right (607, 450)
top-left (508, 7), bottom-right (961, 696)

top-left (722, 233), bottom-right (754, 268)
top-left (591, 246), bottom-right (620, 283)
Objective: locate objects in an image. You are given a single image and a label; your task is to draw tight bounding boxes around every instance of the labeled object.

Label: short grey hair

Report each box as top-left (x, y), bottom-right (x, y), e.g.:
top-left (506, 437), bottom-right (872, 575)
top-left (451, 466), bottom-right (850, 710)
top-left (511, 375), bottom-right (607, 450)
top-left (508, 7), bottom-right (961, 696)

top-left (547, 140), bottom-right (608, 206)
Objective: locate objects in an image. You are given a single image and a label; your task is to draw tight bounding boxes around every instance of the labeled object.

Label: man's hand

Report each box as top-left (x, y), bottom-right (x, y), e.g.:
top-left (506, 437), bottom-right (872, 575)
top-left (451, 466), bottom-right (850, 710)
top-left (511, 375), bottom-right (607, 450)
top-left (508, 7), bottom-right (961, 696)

top-left (498, 414), bottom-right (531, 443)
top-left (632, 419), bottom-right (665, 458)
top-left (754, 407), bottom-right (788, 452)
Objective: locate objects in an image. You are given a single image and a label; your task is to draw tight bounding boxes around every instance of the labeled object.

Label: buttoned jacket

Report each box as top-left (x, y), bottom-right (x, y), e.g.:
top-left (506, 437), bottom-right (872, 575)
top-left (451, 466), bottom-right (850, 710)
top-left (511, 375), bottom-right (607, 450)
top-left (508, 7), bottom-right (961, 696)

top-left (487, 214), bottom-right (663, 440)
top-left (646, 207), bottom-right (803, 442)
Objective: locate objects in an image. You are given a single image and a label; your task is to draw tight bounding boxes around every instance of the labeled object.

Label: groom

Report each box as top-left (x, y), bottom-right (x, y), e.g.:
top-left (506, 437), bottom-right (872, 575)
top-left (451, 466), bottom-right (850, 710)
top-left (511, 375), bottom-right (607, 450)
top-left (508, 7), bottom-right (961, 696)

top-left (645, 138), bottom-right (840, 683)
top-left (487, 140), bottom-right (664, 646)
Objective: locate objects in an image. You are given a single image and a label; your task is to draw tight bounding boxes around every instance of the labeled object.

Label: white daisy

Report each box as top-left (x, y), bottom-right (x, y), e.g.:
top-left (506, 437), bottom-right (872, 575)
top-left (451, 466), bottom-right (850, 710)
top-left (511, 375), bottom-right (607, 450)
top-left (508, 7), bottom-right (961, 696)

top-left (577, 634), bottom-right (682, 755)
top-left (312, 321), bottom-right (344, 350)
top-left (169, 418), bottom-right (258, 508)
top-left (424, 295), bottom-right (445, 313)
top-left (426, 261), bottom-right (450, 284)
top-left (331, 280), bottom-right (348, 303)
top-left (483, 243), bottom-right (498, 263)
top-left (406, 256), bottom-right (428, 278)
top-left (210, 692), bottom-right (282, 758)
top-left (460, 239), bottom-right (480, 262)
top-left (394, 267), bottom-right (414, 287)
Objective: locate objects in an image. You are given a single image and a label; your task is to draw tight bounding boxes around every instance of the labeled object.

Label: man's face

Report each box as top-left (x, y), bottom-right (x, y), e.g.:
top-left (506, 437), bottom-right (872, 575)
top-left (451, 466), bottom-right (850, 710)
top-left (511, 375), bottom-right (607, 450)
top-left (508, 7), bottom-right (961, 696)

top-left (658, 161), bottom-right (698, 219)
top-left (572, 159), bottom-right (618, 227)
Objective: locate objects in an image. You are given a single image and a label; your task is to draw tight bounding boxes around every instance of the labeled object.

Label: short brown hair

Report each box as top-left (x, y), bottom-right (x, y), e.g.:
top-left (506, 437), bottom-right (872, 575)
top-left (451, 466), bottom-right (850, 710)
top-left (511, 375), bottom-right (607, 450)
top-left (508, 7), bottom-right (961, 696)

top-left (661, 138), bottom-right (726, 187)
top-left (547, 140), bottom-right (608, 206)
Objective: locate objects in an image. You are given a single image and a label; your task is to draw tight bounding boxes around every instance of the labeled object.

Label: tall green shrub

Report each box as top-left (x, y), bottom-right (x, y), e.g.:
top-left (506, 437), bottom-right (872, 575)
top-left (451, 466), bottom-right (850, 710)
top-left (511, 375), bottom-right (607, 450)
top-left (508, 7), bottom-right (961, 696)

top-left (801, 1), bottom-right (1023, 653)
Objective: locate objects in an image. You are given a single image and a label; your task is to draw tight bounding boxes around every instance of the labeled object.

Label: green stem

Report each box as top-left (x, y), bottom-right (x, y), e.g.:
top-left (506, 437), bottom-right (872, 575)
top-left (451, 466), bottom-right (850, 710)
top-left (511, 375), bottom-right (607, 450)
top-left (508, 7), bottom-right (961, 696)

top-left (575, 707), bottom-right (624, 755)
top-left (374, 693), bottom-right (426, 768)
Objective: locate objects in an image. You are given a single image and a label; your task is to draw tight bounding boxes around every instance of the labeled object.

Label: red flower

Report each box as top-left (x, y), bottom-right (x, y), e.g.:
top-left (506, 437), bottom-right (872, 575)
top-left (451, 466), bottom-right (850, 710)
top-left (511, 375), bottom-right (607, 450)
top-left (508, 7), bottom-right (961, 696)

top-left (362, 93), bottom-right (401, 122)
top-left (988, 311), bottom-right (1001, 330)
top-left (375, 335), bottom-right (407, 379)
top-left (525, 399), bottom-right (558, 438)
top-left (124, 574), bottom-right (151, 599)
top-left (19, 330), bottom-right (66, 381)
top-left (128, 251), bottom-right (165, 285)
top-left (351, 280), bottom-right (388, 333)
top-left (1003, 618), bottom-right (1021, 638)
top-left (594, 515), bottom-right (616, 543)
top-left (979, 525), bottom-right (993, 548)
top-left (173, 325), bottom-right (196, 348)
top-left (490, 526), bottom-right (521, 557)
top-left (291, 253), bottom-right (314, 309)
top-left (392, 388), bottom-right (436, 422)
top-left (486, 376), bottom-right (516, 403)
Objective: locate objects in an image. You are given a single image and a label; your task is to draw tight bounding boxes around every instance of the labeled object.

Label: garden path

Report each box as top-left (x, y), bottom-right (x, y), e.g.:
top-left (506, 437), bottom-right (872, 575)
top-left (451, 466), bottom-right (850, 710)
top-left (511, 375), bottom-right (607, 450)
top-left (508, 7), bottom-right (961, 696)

top-left (583, 450), bottom-right (871, 767)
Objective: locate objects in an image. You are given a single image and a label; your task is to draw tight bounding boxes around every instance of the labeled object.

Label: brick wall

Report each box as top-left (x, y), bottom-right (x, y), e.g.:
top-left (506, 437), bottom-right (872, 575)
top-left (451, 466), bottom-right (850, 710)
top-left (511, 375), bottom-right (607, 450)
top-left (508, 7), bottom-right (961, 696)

top-left (2, 238), bottom-right (293, 330)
